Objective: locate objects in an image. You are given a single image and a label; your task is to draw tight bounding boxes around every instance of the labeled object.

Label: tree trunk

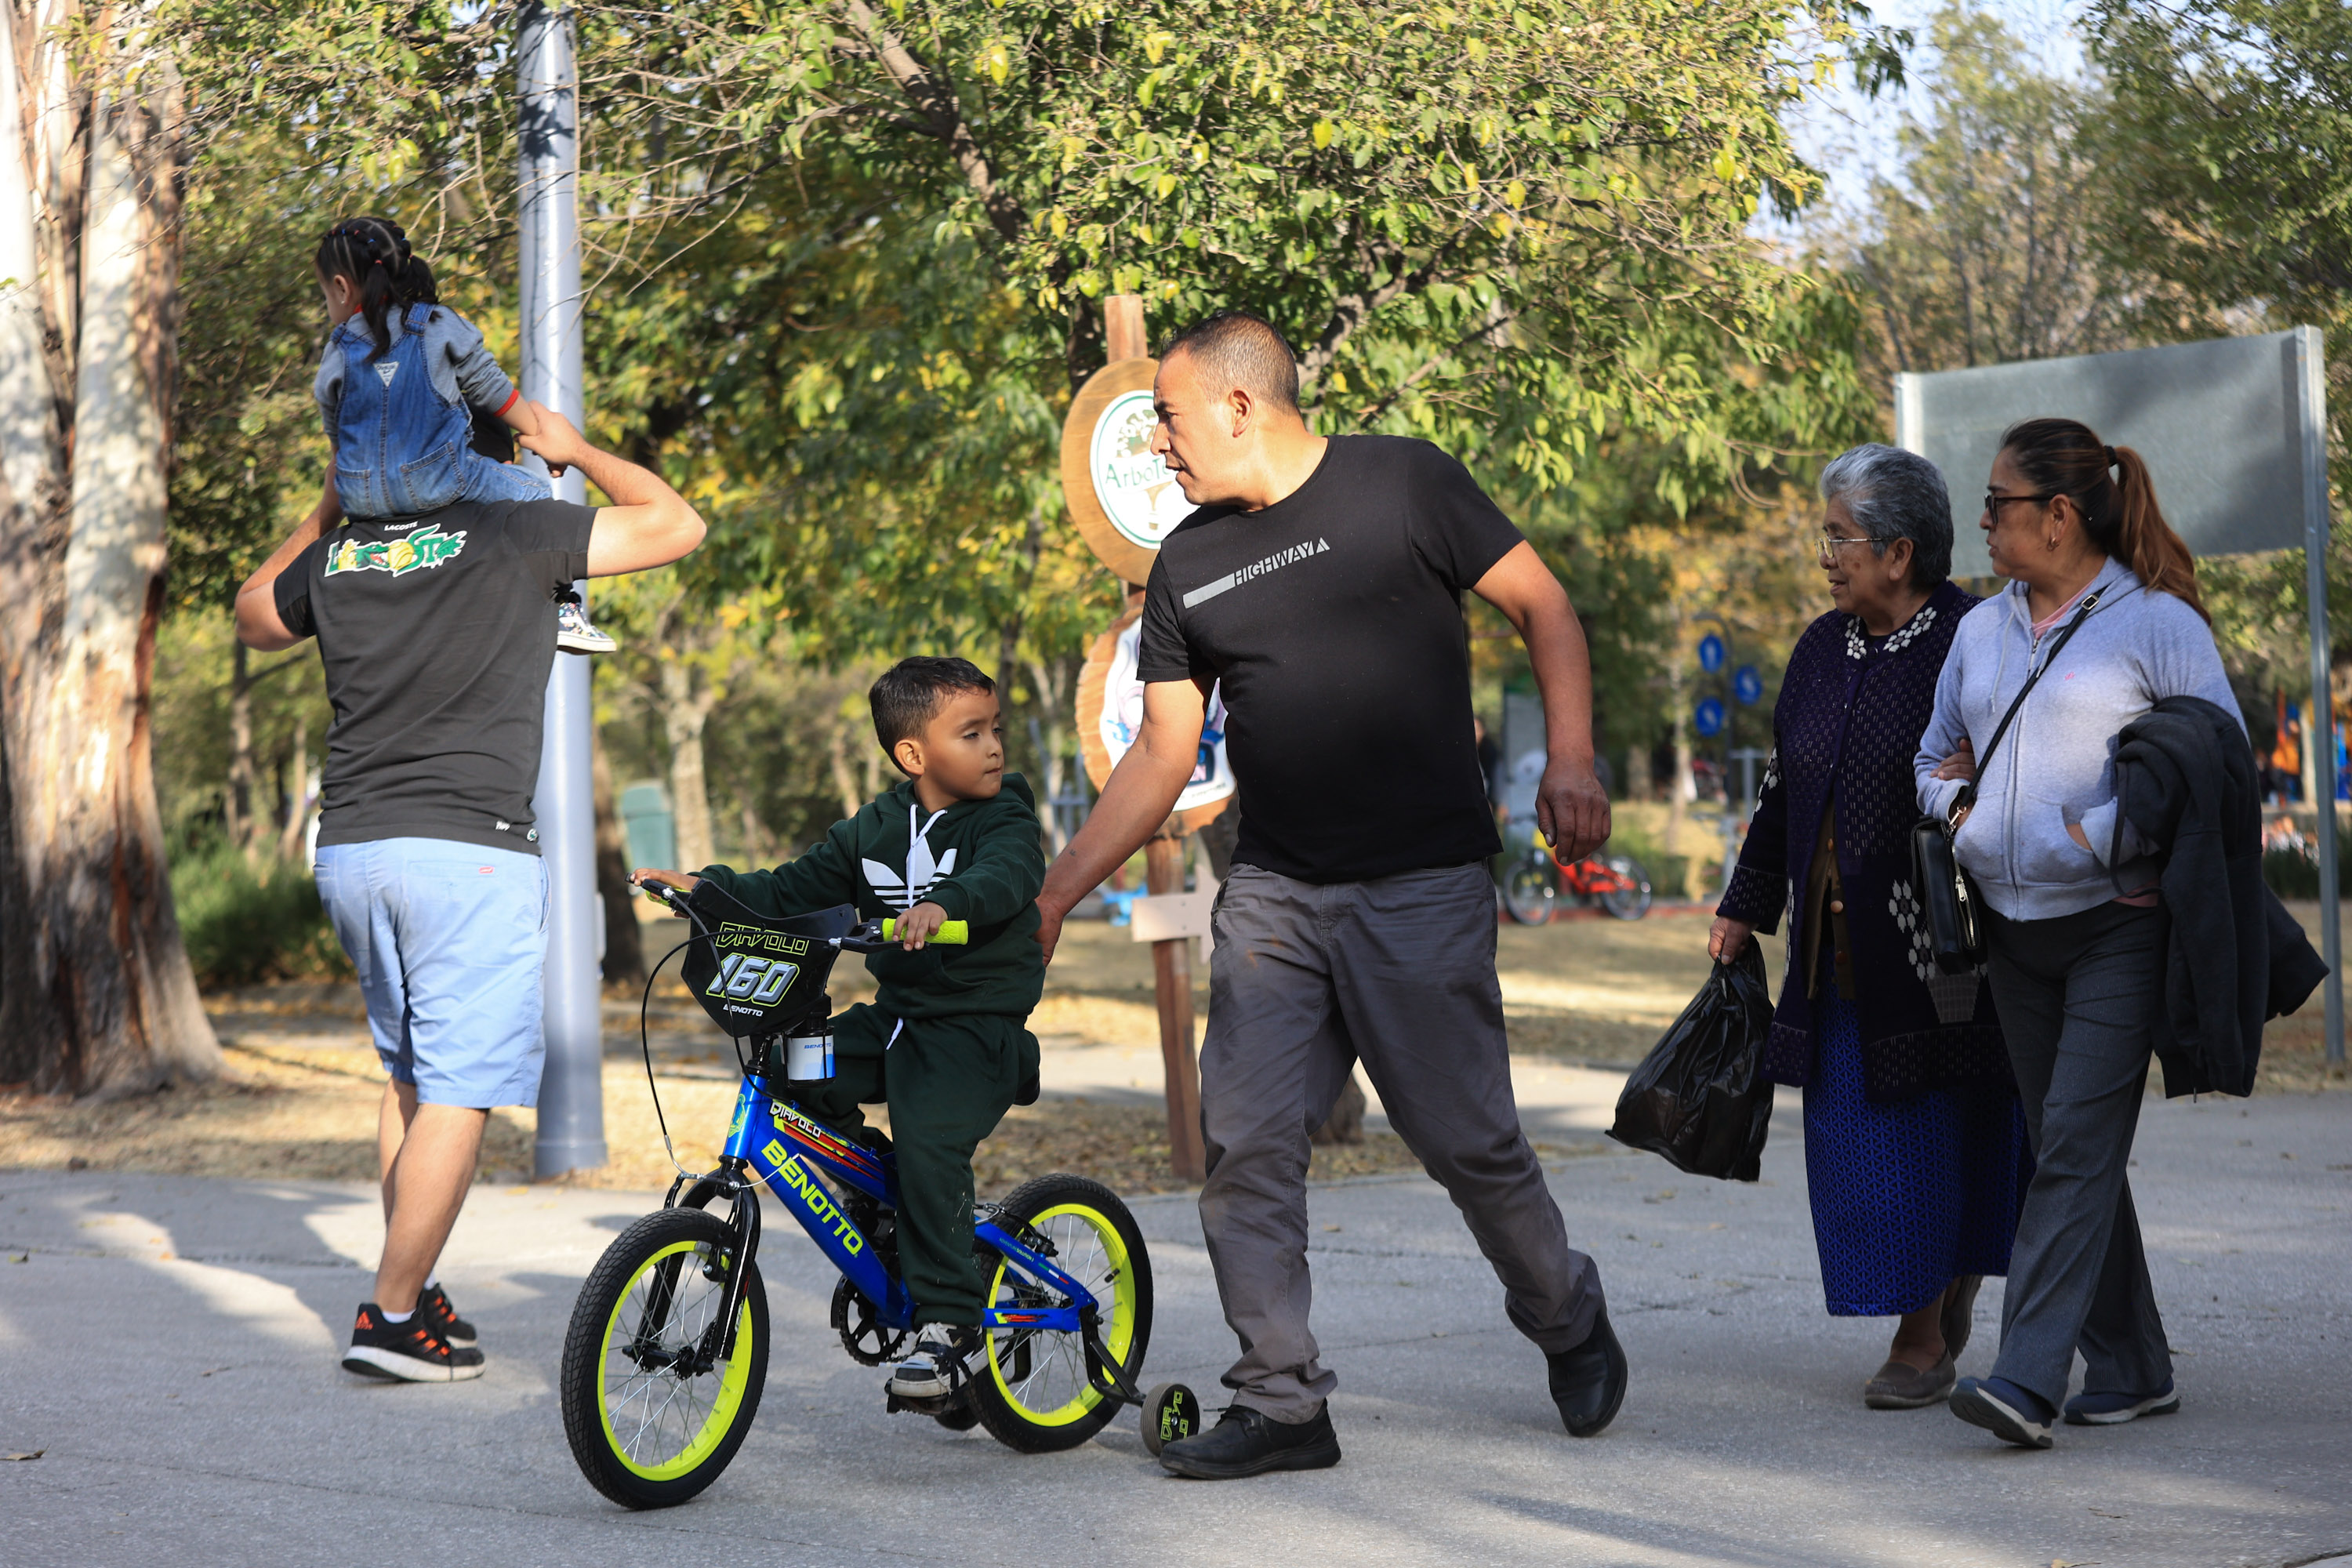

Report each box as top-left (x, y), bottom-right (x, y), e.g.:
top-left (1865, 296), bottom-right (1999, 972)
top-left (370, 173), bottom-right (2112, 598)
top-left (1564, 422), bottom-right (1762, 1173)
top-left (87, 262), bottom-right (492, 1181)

top-left (590, 720), bottom-right (645, 989)
top-left (1666, 649), bottom-right (1691, 854)
top-left (1025, 654), bottom-right (1073, 852)
top-left (273, 714), bottom-right (307, 864)
top-left (0, 17), bottom-right (217, 1094)
top-left (659, 657), bottom-right (717, 875)
top-left (226, 640), bottom-right (252, 851)
top-left (826, 719), bottom-right (864, 824)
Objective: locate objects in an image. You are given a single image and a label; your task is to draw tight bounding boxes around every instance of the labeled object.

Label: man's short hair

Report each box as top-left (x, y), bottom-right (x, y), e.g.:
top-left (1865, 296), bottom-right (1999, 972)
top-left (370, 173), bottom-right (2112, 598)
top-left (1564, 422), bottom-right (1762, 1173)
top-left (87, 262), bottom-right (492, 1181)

top-left (1160, 310), bottom-right (1301, 414)
top-left (870, 656), bottom-right (995, 768)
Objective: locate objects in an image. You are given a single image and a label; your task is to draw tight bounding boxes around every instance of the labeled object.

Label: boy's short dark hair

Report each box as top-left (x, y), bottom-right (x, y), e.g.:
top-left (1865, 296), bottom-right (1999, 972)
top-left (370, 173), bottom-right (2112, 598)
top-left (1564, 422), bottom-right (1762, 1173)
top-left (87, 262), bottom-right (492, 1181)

top-left (871, 657), bottom-right (995, 771)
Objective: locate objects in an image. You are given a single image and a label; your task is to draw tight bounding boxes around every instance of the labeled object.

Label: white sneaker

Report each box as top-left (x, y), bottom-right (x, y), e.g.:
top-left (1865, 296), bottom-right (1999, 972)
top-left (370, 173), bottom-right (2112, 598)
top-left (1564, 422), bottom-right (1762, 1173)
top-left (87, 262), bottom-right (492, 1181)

top-left (887, 1323), bottom-right (980, 1400)
top-left (556, 596), bottom-right (617, 655)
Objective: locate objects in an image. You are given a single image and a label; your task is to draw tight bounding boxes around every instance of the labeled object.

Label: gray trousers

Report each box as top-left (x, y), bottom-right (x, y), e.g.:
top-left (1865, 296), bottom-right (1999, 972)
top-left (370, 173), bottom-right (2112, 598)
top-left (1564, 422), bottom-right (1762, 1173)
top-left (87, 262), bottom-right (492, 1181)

top-left (1984, 902), bottom-right (2173, 1410)
top-left (1198, 862), bottom-right (1603, 1421)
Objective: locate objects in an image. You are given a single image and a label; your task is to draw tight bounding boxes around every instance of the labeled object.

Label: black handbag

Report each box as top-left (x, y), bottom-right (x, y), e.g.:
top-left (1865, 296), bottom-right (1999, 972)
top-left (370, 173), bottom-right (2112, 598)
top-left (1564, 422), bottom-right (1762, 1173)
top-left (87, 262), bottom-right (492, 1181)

top-left (1908, 588), bottom-right (2103, 974)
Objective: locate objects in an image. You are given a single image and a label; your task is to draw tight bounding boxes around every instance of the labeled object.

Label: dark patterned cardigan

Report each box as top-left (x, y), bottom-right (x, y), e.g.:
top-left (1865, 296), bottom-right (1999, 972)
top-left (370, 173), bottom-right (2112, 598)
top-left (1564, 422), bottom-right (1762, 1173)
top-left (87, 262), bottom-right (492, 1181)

top-left (1716, 580), bottom-right (2012, 1103)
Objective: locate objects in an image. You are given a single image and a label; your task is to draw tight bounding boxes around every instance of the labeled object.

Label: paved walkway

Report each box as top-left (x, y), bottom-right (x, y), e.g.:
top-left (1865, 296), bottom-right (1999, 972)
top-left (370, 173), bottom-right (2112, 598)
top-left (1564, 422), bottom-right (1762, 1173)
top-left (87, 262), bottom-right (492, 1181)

top-left (4, 1087), bottom-right (2347, 1568)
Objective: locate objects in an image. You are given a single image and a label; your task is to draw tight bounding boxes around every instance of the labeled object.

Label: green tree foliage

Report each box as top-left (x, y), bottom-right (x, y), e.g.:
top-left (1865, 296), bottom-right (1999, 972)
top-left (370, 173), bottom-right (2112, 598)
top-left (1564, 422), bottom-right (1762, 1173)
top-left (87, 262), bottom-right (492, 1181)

top-left (158, 0), bottom-right (1904, 834)
top-left (684, 0), bottom-right (1898, 503)
top-left (2085, 0), bottom-right (2350, 696)
top-left (2089, 0), bottom-right (2352, 349)
top-left (1834, 3), bottom-right (2136, 385)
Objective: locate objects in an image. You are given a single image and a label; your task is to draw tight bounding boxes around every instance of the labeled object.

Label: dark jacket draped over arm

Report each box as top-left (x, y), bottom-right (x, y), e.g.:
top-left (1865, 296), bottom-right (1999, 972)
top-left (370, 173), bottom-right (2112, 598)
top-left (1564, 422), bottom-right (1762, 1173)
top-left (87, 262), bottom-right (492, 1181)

top-left (2111, 695), bottom-right (2325, 1097)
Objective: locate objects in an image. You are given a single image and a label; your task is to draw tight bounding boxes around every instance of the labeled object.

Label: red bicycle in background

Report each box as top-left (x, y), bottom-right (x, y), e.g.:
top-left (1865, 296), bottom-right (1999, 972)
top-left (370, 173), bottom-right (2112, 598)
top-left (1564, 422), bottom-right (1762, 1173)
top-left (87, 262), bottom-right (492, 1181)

top-left (1497, 829), bottom-right (1653, 924)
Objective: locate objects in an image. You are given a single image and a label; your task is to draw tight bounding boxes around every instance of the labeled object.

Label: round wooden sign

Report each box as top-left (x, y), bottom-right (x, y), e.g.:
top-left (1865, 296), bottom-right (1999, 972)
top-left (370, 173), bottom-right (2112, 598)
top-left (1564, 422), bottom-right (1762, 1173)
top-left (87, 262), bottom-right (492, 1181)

top-left (1060, 358), bottom-right (1189, 584)
top-left (1075, 601), bottom-right (1232, 835)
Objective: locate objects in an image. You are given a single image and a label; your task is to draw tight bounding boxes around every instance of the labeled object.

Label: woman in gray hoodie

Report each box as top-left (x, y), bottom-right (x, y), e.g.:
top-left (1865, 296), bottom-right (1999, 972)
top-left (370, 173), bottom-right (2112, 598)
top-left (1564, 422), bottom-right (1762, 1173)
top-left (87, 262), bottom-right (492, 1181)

top-left (1915, 416), bottom-right (2236, 1450)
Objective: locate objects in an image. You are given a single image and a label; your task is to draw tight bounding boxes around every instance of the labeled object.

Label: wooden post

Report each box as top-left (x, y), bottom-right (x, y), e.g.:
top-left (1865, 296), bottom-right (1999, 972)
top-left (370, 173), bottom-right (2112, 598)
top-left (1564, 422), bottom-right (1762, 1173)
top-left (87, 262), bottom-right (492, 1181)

top-left (1145, 831), bottom-right (1206, 1181)
top-left (1105, 293), bottom-right (1148, 363)
top-left (1098, 293), bottom-right (1203, 1178)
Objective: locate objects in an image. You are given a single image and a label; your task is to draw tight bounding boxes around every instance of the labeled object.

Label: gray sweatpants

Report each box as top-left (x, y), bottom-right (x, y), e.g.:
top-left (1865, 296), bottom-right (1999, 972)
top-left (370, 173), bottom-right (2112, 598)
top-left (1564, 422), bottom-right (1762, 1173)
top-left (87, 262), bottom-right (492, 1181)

top-left (1984, 902), bottom-right (2172, 1411)
top-left (1199, 862), bottom-right (1604, 1421)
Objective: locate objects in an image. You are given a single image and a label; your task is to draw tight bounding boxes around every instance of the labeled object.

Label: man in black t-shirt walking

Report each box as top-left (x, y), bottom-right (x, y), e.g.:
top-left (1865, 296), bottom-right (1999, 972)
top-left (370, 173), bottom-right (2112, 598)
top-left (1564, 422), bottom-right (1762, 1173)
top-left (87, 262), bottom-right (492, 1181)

top-left (1036, 311), bottom-right (1627, 1478)
top-left (235, 408), bottom-right (704, 1381)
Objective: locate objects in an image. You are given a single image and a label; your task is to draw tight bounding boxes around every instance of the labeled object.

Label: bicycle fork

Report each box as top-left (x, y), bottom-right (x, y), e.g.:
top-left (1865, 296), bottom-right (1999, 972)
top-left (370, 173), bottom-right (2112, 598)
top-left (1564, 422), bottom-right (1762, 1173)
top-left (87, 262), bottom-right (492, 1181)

top-left (655, 1158), bottom-right (763, 1373)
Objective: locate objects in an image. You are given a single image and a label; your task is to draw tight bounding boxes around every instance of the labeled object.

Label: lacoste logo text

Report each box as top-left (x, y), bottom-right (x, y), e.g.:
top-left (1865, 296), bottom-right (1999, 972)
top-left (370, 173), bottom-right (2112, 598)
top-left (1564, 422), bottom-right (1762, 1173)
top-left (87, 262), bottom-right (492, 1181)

top-left (1181, 538), bottom-right (1331, 609)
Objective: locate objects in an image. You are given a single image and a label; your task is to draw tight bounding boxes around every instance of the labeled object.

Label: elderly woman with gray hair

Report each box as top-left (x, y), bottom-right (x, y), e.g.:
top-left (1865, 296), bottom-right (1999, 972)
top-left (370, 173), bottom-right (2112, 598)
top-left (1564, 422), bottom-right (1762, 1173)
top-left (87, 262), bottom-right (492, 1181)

top-left (1710, 444), bottom-right (2032, 1410)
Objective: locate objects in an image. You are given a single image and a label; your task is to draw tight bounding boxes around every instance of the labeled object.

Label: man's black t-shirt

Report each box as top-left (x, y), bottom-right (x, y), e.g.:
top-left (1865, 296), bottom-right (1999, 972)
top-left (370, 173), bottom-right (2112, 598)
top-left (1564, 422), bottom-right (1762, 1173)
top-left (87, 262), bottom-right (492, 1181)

top-left (1138, 434), bottom-right (1523, 883)
top-left (274, 499), bottom-right (594, 855)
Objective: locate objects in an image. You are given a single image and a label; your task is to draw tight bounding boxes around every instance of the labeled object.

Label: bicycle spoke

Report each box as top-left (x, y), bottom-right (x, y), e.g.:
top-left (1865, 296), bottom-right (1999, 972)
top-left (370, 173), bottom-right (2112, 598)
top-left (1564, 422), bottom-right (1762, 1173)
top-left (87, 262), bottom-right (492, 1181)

top-left (604, 1244), bottom-right (736, 1467)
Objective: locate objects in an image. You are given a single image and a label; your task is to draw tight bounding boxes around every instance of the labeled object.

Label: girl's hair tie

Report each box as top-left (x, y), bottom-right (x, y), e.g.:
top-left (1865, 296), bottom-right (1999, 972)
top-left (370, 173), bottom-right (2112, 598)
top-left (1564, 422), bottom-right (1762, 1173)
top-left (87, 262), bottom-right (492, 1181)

top-left (2104, 445), bottom-right (2118, 468)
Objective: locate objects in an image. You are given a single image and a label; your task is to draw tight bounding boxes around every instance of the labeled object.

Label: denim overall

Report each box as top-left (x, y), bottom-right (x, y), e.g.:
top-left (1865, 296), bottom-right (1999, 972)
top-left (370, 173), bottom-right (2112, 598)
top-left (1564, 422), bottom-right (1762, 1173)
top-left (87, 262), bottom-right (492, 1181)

top-left (330, 303), bottom-right (547, 518)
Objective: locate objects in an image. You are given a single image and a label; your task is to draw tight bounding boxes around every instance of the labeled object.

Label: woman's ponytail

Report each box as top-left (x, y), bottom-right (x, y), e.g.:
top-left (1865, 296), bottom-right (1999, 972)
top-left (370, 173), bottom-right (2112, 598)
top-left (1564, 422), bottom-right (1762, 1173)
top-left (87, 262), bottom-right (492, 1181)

top-left (2000, 417), bottom-right (2209, 624)
top-left (2106, 444), bottom-right (2205, 623)
top-left (315, 216), bottom-right (439, 361)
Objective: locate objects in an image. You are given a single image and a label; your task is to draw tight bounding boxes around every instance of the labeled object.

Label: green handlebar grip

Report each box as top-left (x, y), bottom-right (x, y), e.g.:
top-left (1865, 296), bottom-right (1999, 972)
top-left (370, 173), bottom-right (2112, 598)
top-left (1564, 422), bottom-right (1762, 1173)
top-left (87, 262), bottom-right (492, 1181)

top-left (881, 917), bottom-right (968, 944)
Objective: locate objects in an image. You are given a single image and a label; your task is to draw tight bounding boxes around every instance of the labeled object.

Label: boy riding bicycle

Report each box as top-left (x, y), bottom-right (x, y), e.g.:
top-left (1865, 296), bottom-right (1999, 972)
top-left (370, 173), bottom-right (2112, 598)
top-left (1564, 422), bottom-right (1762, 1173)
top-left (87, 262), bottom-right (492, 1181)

top-left (635, 656), bottom-right (1044, 1403)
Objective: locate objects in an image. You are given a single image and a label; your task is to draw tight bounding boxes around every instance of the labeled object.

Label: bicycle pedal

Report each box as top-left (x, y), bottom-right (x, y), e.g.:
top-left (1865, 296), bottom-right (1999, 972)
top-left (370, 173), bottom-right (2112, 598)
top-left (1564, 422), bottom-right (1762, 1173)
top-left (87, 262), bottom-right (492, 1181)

top-left (884, 1389), bottom-right (958, 1417)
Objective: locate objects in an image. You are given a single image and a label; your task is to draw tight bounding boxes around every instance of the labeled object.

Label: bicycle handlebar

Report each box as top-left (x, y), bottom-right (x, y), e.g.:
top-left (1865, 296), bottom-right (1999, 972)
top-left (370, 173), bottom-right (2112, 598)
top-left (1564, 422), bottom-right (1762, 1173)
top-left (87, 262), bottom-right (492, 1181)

top-left (880, 916), bottom-right (967, 945)
top-left (636, 881), bottom-right (967, 946)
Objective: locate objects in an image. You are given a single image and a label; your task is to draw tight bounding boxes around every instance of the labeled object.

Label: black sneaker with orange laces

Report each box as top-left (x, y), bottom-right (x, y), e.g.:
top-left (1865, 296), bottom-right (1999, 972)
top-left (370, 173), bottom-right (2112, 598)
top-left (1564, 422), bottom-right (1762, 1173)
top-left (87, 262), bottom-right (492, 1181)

top-left (416, 1283), bottom-right (477, 1347)
top-left (343, 1301), bottom-right (486, 1382)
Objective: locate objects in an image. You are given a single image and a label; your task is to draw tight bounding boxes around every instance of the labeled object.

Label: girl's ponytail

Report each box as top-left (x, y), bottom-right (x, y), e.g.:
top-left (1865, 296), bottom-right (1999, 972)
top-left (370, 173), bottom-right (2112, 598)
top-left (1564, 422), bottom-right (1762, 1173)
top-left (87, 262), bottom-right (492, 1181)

top-left (316, 217), bottom-right (440, 361)
top-left (2000, 417), bottom-right (2209, 624)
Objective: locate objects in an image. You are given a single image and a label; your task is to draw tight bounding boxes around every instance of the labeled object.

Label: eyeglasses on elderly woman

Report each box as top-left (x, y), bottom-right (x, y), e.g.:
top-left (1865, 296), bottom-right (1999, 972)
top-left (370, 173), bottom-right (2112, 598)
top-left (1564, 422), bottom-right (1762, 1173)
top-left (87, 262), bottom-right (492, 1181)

top-left (1813, 532), bottom-right (1882, 565)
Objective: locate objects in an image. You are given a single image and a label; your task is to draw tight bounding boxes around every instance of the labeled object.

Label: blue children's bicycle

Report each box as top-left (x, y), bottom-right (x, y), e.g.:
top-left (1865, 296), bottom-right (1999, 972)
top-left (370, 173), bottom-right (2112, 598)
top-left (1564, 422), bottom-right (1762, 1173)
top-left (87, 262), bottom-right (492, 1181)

top-left (558, 882), bottom-right (1198, 1509)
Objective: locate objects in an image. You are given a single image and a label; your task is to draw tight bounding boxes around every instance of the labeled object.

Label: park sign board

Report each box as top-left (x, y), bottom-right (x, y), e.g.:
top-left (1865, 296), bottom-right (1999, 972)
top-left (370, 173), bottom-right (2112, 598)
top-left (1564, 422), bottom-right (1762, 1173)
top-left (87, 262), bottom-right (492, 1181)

top-left (1074, 601), bottom-right (1233, 835)
top-left (1894, 328), bottom-right (2328, 579)
top-left (1062, 358), bottom-right (1189, 584)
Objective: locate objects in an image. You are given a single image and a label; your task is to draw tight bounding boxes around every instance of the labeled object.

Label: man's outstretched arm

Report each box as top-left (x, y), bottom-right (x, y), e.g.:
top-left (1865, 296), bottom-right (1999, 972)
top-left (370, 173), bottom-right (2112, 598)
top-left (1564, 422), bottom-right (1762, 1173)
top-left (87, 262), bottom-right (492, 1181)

top-left (518, 406), bottom-right (706, 575)
top-left (1034, 677), bottom-right (1209, 962)
top-left (1472, 539), bottom-right (1610, 862)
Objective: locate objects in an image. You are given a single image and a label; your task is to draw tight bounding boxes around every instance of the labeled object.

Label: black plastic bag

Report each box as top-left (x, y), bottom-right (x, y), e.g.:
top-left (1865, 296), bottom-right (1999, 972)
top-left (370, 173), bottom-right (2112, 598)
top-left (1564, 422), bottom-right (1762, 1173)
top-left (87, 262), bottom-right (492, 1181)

top-left (1606, 943), bottom-right (1774, 1181)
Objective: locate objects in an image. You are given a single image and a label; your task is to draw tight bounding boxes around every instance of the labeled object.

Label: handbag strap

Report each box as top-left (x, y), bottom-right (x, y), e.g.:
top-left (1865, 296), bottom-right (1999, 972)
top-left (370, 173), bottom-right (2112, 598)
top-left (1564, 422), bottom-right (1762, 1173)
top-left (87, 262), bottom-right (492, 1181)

top-left (1955, 586), bottom-right (2104, 814)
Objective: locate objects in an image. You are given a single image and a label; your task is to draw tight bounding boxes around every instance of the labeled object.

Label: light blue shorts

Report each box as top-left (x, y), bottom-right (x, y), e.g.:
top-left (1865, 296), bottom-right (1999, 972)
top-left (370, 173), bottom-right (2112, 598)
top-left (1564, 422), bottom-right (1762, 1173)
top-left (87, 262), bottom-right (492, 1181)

top-left (314, 837), bottom-right (549, 1109)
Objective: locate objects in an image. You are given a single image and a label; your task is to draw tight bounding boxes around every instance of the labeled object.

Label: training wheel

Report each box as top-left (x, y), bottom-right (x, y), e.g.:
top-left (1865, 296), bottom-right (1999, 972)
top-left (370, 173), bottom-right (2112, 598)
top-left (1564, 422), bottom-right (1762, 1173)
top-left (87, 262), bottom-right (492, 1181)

top-left (1139, 1381), bottom-right (1201, 1456)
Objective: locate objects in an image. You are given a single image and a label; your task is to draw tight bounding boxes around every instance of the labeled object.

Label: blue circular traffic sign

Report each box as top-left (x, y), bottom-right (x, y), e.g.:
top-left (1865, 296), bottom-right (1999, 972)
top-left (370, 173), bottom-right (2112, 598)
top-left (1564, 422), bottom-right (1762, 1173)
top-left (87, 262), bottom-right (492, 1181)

top-left (1694, 696), bottom-right (1726, 737)
top-left (1733, 665), bottom-right (1763, 706)
top-left (1697, 633), bottom-right (1726, 673)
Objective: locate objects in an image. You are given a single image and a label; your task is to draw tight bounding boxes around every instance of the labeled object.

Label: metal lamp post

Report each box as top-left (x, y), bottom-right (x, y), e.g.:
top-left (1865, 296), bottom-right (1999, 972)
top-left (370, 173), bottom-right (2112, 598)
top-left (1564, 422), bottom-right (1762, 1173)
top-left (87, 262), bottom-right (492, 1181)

top-left (519, 1), bottom-right (605, 1176)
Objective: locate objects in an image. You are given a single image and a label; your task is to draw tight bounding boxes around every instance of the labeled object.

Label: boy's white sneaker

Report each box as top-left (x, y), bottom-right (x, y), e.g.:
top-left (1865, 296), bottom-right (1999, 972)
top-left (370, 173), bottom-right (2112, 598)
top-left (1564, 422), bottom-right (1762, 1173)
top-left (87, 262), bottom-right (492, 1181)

top-left (556, 596), bottom-right (618, 655)
top-left (888, 1323), bottom-right (981, 1400)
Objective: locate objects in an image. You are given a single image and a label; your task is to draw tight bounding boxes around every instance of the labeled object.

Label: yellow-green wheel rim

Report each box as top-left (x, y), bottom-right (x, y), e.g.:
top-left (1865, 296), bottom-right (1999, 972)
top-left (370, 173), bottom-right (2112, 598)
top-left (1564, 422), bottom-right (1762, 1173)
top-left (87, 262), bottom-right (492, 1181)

top-left (982, 1202), bottom-right (1136, 1427)
top-left (597, 1240), bottom-right (756, 1480)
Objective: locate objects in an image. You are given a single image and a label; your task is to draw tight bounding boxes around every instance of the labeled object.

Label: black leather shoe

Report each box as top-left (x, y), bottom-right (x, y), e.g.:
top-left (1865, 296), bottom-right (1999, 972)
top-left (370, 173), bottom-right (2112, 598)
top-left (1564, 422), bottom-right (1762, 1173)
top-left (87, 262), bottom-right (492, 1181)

top-left (1157, 1403), bottom-right (1341, 1479)
top-left (1548, 1306), bottom-right (1628, 1437)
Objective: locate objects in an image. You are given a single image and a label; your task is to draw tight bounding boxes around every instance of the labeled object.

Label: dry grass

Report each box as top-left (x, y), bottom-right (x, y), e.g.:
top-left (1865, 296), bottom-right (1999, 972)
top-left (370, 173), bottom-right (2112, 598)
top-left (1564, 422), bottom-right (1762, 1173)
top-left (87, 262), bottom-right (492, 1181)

top-left (16, 909), bottom-right (2332, 1196)
top-left (0, 1041), bottom-right (1434, 1196)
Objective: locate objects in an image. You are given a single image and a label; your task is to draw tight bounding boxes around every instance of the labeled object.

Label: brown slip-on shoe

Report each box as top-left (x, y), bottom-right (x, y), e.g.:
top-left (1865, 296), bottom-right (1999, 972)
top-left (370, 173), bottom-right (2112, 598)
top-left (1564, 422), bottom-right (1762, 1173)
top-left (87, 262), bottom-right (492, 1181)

top-left (1940, 1276), bottom-right (1984, 1364)
top-left (1864, 1353), bottom-right (1956, 1410)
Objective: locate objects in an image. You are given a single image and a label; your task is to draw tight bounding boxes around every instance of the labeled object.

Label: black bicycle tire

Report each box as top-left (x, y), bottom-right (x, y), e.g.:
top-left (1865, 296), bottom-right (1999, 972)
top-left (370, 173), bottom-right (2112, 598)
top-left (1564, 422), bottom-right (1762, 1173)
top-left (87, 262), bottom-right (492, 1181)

top-left (1501, 858), bottom-right (1556, 925)
top-left (967, 1174), bottom-right (1152, 1454)
top-left (1598, 855), bottom-right (1653, 921)
top-left (560, 1207), bottom-right (768, 1510)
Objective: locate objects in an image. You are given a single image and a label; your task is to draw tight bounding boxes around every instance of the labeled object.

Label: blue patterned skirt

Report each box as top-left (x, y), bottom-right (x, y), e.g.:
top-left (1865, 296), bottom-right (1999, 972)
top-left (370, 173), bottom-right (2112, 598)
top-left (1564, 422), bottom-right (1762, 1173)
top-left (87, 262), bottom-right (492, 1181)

top-left (1802, 970), bottom-right (2033, 1317)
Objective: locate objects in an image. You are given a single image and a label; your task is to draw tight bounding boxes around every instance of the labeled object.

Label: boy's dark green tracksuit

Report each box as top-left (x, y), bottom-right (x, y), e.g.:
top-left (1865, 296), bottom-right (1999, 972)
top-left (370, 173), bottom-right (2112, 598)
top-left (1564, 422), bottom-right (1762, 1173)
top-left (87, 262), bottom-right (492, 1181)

top-left (695, 774), bottom-right (1044, 1328)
